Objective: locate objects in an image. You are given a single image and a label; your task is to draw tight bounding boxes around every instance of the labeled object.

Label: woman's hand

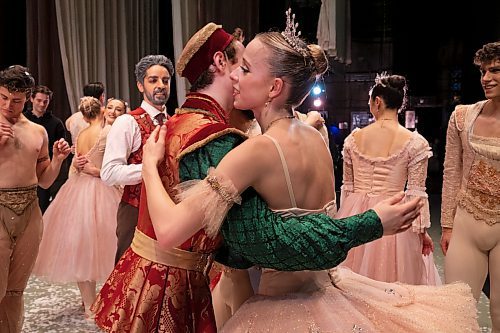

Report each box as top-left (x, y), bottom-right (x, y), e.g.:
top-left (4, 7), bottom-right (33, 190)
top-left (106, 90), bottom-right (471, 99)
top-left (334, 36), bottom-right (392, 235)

top-left (420, 231), bottom-right (434, 256)
top-left (305, 111), bottom-right (325, 130)
top-left (373, 192), bottom-right (423, 235)
top-left (143, 125), bottom-right (167, 173)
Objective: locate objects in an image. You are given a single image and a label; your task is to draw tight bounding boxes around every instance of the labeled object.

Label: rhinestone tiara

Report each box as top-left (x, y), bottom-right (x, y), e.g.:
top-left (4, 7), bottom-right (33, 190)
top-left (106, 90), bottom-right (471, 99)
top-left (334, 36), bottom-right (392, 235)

top-left (374, 71), bottom-right (389, 87)
top-left (281, 8), bottom-right (307, 55)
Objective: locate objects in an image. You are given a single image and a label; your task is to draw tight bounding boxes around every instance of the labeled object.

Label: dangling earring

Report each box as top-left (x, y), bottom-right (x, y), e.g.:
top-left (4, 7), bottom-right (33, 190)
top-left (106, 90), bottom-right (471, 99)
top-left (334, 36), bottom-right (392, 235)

top-left (264, 100), bottom-right (271, 111)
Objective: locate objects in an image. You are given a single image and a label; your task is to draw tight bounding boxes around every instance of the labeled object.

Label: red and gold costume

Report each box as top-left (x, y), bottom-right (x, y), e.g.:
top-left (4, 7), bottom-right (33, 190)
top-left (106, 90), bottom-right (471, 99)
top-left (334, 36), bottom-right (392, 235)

top-left (92, 93), bottom-right (245, 333)
top-left (92, 22), bottom-right (395, 333)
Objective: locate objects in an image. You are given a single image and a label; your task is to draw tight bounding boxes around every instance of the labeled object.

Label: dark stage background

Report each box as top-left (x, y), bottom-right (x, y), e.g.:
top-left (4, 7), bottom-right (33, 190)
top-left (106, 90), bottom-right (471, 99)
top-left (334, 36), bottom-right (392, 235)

top-left (1, 0), bottom-right (499, 193)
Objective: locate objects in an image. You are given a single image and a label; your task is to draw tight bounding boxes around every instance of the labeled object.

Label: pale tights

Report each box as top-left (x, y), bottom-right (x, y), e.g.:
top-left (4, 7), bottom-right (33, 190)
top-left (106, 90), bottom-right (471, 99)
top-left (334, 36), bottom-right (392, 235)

top-left (212, 269), bottom-right (254, 330)
top-left (77, 281), bottom-right (96, 318)
top-left (445, 207), bottom-right (500, 332)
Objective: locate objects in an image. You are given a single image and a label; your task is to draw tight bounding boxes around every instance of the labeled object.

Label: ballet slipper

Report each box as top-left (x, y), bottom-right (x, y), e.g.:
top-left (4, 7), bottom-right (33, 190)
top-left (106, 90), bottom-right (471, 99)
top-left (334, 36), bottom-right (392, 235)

top-left (84, 306), bottom-right (96, 322)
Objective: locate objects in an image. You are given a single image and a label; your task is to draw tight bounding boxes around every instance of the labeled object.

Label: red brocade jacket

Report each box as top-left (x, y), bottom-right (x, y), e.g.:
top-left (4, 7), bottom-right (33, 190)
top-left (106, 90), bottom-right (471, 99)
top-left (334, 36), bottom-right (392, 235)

top-left (92, 94), bottom-right (386, 332)
top-left (92, 93), bottom-right (246, 333)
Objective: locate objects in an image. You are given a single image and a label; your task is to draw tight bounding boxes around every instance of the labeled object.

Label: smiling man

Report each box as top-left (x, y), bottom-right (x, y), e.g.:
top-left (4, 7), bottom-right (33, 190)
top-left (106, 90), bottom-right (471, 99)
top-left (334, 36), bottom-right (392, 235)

top-left (100, 55), bottom-right (174, 264)
top-left (23, 85), bottom-right (67, 212)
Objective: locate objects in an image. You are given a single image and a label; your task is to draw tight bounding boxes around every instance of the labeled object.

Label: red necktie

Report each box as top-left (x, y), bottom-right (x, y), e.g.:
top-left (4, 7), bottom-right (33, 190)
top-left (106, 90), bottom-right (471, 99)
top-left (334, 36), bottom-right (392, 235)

top-left (155, 113), bottom-right (166, 125)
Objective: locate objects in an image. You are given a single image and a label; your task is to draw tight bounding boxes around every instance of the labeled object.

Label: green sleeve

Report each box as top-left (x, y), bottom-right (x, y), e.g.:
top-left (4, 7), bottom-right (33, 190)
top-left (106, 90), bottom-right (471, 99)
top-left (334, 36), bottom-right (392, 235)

top-left (177, 134), bottom-right (383, 271)
top-left (178, 134), bottom-right (243, 181)
top-left (216, 188), bottom-right (383, 271)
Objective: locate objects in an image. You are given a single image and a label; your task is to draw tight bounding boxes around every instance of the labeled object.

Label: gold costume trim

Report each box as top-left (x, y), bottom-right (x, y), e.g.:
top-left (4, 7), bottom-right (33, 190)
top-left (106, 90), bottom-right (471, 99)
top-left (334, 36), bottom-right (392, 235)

top-left (454, 105), bottom-right (467, 131)
top-left (131, 229), bottom-right (213, 275)
top-left (175, 107), bottom-right (219, 120)
top-left (178, 128), bottom-right (247, 161)
top-left (0, 185), bottom-right (37, 215)
top-left (176, 23), bottom-right (221, 76)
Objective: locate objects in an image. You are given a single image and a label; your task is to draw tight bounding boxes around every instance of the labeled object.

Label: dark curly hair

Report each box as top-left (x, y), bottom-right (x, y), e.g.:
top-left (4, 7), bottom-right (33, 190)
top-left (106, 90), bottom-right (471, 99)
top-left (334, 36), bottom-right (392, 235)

top-left (0, 65), bottom-right (35, 97)
top-left (474, 41), bottom-right (500, 66)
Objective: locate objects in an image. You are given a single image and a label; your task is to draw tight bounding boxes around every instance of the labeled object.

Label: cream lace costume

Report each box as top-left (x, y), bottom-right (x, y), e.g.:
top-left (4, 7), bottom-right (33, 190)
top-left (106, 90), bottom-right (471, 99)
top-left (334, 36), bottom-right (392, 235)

top-left (441, 101), bottom-right (500, 228)
top-left (177, 135), bottom-right (478, 333)
top-left (338, 129), bottom-right (441, 285)
top-left (442, 101), bottom-right (500, 329)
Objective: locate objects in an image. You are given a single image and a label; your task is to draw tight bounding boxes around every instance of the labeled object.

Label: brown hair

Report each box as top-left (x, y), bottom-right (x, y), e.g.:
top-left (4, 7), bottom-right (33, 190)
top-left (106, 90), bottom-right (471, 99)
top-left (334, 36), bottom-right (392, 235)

top-left (0, 65), bottom-right (35, 97)
top-left (473, 41), bottom-right (500, 66)
top-left (79, 96), bottom-right (101, 120)
top-left (256, 32), bottom-right (329, 110)
top-left (31, 85), bottom-right (53, 99)
top-left (189, 39), bottom-right (239, 92)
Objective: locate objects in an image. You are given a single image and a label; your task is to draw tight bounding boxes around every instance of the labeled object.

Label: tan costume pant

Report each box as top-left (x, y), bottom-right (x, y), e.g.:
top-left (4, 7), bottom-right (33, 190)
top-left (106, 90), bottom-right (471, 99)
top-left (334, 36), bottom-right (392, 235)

top-left (445, 206), bottom-right (500, 332)
top-left (115, 202), bottom-right (139, 264)
top-left (0, 187), bottom-right (42, 333)
top-left (212, 268), bottom-right (254, 329)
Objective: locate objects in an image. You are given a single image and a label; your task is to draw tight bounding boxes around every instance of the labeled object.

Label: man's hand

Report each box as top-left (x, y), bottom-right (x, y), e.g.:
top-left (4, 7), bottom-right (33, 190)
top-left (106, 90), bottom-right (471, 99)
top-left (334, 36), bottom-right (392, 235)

top-left (372, 192), bottom-right (422, 235)
top-left (73, 154), bottom-right (89, 172)
top-left (143, 125), bottom-right (167, 170)
top-left (0, 122), bottom-right (13, 145)
top-left (52, 138), bottom-right (71, 161)
top-left (440, 228), bottom-right (453, 255)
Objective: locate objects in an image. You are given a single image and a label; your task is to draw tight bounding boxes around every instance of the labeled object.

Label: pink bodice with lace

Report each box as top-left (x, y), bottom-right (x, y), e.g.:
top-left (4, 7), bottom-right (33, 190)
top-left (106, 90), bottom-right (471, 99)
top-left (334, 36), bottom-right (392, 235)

top-left (342, 129), bottom-right (432, 232)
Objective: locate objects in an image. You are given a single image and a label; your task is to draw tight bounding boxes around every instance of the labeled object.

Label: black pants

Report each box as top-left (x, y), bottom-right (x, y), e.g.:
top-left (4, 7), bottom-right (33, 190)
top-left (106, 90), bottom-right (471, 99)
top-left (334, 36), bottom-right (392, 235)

top-left (37, 159), bottom-right (69, 213)
top-left (115, 202), bottom-right (139, 264)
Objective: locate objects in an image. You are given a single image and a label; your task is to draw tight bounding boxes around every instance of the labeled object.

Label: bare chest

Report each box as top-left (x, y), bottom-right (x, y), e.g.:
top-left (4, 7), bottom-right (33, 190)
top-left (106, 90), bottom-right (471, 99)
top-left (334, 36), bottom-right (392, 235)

top-left (0, 126), bottom-right (43, 162)
top-left (473, 115), bottom-right (500, 138)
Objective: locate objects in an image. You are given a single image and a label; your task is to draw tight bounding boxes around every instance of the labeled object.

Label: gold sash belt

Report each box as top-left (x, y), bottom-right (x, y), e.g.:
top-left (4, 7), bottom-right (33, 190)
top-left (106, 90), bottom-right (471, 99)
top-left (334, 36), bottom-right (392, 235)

top-left (131, 229), bottom-right (213, 275)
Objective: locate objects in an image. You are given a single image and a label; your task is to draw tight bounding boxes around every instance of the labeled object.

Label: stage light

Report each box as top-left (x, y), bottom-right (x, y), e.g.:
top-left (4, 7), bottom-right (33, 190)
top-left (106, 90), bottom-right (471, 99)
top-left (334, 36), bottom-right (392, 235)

top-left (312, 85), bottom-right (322, 96)
top-left (313, 98), bottom-right (322, 107)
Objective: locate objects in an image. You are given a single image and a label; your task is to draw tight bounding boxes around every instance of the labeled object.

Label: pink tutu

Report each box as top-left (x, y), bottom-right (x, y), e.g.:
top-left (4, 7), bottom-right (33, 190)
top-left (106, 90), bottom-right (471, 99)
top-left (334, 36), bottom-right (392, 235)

top-left (338, 192), bottom-right (441, 285)
top-left (220, 267), bottom-right (478, 332)
top-left (32, 173), bottom-right (121, 283)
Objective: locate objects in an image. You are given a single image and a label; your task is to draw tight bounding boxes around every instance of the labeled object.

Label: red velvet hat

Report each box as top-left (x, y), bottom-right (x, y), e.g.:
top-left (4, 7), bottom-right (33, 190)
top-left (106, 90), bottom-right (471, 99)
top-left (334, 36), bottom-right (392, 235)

top-left (177, 23), bottom-right (233, 85)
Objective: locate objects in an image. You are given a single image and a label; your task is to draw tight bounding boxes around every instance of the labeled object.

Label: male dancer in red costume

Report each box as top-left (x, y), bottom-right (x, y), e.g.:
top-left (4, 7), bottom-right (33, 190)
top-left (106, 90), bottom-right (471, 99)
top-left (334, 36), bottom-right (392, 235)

top-left (93, 23), bottom-right (417, 333)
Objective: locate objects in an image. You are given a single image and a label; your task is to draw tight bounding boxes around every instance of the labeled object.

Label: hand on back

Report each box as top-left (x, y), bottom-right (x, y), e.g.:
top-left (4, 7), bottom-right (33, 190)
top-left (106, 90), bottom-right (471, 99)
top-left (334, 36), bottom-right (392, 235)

top-left (372, 192), bottom-right (423, 235)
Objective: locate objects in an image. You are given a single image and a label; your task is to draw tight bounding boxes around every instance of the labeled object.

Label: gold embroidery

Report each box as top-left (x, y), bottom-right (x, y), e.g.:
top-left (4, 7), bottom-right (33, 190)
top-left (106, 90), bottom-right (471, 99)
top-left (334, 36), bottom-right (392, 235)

top-left (458, 159), bottom-right (500, 225)
top-left (175, 107), bottom-right (219, 121)
top-left (0, 185), bottom-right (37, 215)
top-left (178, 128), bottom-right (247, 161)
top-left (454, 105), bottom-right (467, 131)
top-left (206, 175), bottom-right (235, 204)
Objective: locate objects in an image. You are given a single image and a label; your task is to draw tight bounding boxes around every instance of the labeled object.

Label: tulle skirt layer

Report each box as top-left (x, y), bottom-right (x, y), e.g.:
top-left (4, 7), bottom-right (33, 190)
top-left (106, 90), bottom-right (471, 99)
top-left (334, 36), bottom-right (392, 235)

top-left (32, 173), bottom-right (121, 283)
top-left (337, 192), bottom-right (441, 285)
top-left (220, 267), bottom-right (479, 333)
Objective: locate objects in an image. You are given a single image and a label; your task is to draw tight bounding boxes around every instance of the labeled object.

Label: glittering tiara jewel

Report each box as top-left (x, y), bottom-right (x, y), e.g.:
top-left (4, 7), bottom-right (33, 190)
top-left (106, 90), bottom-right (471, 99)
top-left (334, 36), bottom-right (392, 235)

top-left (374, 71), bottom-right (389, 87)
top-left (281, 8), bottom-right (307, 55)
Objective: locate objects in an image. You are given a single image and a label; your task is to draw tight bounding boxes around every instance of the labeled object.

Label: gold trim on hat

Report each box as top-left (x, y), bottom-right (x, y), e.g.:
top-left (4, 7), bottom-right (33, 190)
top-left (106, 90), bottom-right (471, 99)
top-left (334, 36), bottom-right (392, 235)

top-left (176, 22), bottom-right (221, 76)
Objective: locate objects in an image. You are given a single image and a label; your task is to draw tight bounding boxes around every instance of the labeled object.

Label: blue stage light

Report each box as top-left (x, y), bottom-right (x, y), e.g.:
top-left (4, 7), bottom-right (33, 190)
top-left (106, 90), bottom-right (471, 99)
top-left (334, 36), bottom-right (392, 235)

top-left (312, 85), bottom-right (322, 96)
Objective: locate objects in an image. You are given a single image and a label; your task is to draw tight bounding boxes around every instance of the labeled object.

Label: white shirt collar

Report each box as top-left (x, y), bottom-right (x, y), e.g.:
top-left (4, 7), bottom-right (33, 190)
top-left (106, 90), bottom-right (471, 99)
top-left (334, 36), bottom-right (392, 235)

top-left (141, 100), bottom-right (166, 118)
